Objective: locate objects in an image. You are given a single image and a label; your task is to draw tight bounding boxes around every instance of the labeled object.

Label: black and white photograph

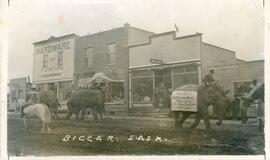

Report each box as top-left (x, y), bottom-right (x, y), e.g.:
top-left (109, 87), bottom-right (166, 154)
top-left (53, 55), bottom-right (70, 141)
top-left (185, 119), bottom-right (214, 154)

top-left (4, 0), bottom-right (269, 159)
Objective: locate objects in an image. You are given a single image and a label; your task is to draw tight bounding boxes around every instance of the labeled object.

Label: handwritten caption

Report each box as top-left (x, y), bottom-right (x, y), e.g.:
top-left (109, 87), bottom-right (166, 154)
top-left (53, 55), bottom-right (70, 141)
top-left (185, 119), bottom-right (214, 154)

top-left (62, 135), bottom-right (168, 143)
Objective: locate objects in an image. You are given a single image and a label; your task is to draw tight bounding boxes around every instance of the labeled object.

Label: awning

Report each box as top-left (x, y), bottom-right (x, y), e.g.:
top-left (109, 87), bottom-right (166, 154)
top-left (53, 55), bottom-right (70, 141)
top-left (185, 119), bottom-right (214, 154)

top-left (78, 72), bottom-right (124, 87)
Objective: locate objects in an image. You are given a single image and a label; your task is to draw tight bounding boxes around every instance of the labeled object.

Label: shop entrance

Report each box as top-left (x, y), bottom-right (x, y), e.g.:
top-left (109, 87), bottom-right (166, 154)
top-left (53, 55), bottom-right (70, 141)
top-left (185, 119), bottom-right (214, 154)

top-left (153, 69), bottom-right (172, 109)
top-left (154, 69), bottom-right (172, 91)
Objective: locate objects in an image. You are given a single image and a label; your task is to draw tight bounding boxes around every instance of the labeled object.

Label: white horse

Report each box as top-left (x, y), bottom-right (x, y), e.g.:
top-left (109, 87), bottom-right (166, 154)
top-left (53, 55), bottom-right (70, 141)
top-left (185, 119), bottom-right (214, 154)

top-left (23, 103), bottom-right (52, 134)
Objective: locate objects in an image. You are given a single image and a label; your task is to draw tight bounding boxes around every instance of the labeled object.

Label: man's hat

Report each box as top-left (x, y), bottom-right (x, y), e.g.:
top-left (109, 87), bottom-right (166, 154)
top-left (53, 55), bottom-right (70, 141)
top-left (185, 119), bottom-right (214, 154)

top-left (203, 74), bottom-right (214, 83)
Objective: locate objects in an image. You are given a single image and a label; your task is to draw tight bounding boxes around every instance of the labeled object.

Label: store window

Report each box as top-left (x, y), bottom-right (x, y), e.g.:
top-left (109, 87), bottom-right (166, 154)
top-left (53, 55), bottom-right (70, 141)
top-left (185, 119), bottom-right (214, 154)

top-left (38, 84), bottom-right (47, 92)
top-left (43, 54), bottom-right (48, 68)
top-left (106, 82), bottom-right (125, 102)
top-left (11, 90), bottom-right (17, 102)
top-left (85, 47), bottom-right (94, 68)
top-left (233, 81), bottom-right (252, 98)
top-left (132, 70), bottom-right (153, 102)
top-left (58, 81), bottom-right (73, 100)
top-left (172, 64), bottom-right (198, 89)
top-left (108, 43), bottom-right (116, 65)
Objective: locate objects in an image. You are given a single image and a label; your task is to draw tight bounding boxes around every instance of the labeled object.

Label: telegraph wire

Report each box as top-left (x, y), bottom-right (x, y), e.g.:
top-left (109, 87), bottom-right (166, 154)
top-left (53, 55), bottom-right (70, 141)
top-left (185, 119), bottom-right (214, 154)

top-left (249, 0), bottom-right (270, 29)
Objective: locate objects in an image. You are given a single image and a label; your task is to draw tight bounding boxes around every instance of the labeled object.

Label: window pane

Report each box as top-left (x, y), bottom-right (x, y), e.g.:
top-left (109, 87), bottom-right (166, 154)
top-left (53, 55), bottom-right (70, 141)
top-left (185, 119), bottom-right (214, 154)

top-left (58, 81), bottom-right (73, 100)
top-left (132, 76), bottom-right (153, 102)
top-left (85, 48), bottom-right (93, 67)
top-left (172, 65), bottom-right (198, 89)
top-left (43, 54), bottom-right (48, 68)
top-left (108, 43), bottom-right (115, 55)
top-left (105, 82), bottom-right (125, 102)
top-left (109, 54), bottom-right (116, 65)
top-left (58, 51), bottom-right (63, 69)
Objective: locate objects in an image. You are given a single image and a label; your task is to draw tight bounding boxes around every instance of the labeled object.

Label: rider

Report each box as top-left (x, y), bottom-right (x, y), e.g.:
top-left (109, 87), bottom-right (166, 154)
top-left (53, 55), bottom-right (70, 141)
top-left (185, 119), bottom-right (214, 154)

top-left (21, 84), bottom-right (40, 117)
top-left (203, 69), bottom-right (216, 86)
top-left (241, 80), bottom-right (264, 126)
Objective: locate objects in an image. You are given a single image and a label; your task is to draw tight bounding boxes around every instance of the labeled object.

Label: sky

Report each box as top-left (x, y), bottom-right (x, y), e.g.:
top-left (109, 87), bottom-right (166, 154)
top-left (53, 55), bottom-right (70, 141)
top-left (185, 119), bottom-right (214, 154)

top-left (7, 0), bottom-right (266, 80)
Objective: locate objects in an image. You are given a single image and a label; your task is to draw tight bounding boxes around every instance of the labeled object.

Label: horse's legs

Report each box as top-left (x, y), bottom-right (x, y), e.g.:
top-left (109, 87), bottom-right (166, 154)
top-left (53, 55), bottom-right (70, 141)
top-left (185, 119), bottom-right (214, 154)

top-left (179, 112), bottom-right (192, 127)
top-left (46, 124), bottom-right (51, 134)
top-left (40, 122), bottom-right (45, 133)
top-left (99, 110), bottom-right (103, 121)
top-left (56, 109), bottom-right (60, 119)
top-left (241, 106), bottom-right (248, 124)
top-left (191, 112), bottom-right (202, 129)
top-left (91, 107), bottom-right (98, 121)
top-left (23, 118), bottom-right (28, 129)
top-left (201, 108), bottom-right (211, 130)
top-left (80, 108), bottom-right (86, 120)
top-left (216, 104), bottom-right (224, 126)
top-left (173, 111), bottom-right (180, 127)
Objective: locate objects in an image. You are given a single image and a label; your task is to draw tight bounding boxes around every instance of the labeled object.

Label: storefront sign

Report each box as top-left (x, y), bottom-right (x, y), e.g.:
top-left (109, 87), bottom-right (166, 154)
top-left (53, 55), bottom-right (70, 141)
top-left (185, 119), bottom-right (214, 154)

top-left (171, 91), bottom-right (197, 112)
top-left (33, 37), bottom-right (75, 83)
top-left (150, 58), bottom-right (163, 64)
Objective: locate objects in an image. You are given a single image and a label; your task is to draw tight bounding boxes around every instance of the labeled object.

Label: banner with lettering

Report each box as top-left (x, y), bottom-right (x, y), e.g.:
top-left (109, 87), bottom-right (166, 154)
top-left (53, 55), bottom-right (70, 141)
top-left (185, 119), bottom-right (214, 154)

top-left (171, 91), bottom-right (197, 112)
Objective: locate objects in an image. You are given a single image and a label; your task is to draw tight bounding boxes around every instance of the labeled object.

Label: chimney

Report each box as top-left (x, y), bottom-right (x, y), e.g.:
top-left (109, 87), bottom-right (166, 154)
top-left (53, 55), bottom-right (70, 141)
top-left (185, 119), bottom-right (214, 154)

top-left (124, 23), bottom-right (130, 28)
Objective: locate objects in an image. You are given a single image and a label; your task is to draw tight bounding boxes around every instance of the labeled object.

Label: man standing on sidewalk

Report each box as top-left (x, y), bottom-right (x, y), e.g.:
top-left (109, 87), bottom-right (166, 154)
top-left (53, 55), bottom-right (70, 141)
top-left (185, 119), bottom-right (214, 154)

top-left (153, 87), bottom-right (161, 112)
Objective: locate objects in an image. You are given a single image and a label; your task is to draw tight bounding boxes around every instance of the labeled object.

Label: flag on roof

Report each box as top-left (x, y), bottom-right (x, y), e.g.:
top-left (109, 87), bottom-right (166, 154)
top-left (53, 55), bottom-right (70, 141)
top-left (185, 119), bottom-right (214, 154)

top-left (174, 23), bottom-right (179, 32)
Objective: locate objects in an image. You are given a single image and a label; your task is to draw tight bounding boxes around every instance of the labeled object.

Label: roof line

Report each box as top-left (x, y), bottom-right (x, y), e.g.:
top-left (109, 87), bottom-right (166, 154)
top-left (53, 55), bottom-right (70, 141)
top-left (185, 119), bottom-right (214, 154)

top-left (80, 27), bottom-right (124, 38)
top-left (129, 26), bottom-right (155, 34)
top-left (33, 33), bottom-right (78, 45)
top-left (129, 31), bottom-right (202, 48)
top-left (202, 42), bottom-right (235, 53)
top-left (236, 58), bottom-right (246, 62)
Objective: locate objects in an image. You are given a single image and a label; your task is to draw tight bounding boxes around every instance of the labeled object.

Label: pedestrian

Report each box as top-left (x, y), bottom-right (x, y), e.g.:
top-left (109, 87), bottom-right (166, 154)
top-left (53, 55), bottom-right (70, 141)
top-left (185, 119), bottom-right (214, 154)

top-left (161, 83), bottom-right (169, 108)
top-left (153, 88), bottom-right (161, 112)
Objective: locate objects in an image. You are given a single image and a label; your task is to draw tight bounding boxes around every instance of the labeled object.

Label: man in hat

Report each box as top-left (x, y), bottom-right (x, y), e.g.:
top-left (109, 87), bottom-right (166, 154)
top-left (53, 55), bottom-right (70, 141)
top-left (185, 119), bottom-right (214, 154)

top-left (202, 69), bottom-right (216, 86)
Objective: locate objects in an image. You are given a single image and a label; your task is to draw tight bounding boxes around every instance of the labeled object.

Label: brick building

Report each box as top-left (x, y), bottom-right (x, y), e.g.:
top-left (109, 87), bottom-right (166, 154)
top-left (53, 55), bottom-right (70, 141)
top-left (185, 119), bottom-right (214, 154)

top-left (32, 24), bottom-right (154, 113)
top-left (74, 23), bottom-right (154, 114)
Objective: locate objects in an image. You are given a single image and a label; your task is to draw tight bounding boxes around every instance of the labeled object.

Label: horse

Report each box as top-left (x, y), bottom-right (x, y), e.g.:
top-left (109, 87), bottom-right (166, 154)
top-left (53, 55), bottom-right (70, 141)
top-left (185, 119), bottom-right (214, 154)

top-left (39, 90), bottom-right (61, 119)
top-left (22, 103), bottom-right (52, 134)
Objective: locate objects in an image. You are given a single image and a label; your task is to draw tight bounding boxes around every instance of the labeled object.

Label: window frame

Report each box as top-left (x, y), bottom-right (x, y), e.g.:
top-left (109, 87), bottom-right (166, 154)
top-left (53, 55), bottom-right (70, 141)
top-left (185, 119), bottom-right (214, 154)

top-left (107, 43), bottom-right (116, 65)
top-left (85, 47), bottom-right (94, 68)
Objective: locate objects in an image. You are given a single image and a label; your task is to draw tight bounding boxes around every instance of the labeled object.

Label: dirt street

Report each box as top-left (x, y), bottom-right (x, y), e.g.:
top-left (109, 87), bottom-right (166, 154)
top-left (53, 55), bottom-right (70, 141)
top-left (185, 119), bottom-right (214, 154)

top-left (8, 113), bottom-right (264, 156)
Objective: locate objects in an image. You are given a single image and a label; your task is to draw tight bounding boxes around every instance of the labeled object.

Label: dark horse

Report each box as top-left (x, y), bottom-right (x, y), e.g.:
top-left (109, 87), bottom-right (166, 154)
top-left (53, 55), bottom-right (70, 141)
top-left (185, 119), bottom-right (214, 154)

top-left (173, 84), bottom-right (229, 130)
top-left (39, 90), bottom-right (61, 119)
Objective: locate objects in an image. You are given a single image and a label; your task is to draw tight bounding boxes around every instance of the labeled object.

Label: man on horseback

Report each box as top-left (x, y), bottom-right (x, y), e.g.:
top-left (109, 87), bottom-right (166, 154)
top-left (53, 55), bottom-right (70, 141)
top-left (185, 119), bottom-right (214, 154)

top-left (240, 80), bottom-right (264, 131)
top-left (21, 84), bottom-right (40, 117)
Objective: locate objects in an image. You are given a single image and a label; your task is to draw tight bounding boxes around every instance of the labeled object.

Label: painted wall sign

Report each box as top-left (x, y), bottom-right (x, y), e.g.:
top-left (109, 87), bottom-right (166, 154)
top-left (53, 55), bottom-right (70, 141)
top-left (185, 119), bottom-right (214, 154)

top-left (33, 37), bottom-right (75, 83)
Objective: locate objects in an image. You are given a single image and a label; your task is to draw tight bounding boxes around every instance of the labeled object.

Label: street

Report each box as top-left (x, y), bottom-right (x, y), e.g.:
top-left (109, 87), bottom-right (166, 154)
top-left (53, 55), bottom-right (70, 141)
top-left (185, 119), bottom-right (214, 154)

top-left (8, 112), bottom-right (264, 156)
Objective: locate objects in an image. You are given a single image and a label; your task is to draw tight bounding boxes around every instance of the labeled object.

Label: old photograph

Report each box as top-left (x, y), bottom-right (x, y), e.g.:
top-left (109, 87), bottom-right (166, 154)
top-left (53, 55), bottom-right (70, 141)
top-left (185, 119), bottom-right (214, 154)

top-left (6, 0), bottom-right (267, 159)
